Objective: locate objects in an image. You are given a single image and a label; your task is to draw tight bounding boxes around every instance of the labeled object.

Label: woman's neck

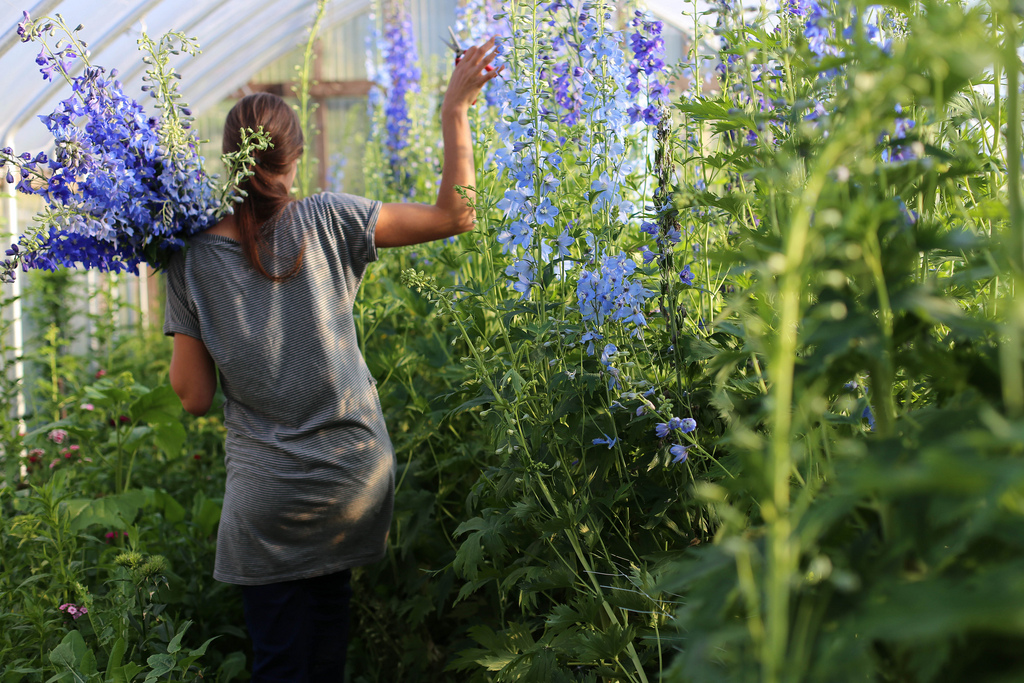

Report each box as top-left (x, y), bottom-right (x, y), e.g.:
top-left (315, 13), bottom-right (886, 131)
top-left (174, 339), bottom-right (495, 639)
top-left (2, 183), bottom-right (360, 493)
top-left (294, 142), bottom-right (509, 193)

top-left (204, 214), bottom-right (241, 242)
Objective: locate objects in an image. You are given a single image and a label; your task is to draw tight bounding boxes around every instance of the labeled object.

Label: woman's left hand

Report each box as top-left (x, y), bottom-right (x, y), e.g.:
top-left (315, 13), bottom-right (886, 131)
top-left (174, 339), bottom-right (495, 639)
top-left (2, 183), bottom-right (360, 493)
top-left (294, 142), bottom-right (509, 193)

top-left (443, 37), bottom-right (501, 113)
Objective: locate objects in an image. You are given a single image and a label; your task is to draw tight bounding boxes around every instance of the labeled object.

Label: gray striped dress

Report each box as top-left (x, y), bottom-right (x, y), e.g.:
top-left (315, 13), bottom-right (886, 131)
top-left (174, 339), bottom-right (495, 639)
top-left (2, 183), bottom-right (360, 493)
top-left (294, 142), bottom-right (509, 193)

top-left (163, 192), bottom-right (394, 586)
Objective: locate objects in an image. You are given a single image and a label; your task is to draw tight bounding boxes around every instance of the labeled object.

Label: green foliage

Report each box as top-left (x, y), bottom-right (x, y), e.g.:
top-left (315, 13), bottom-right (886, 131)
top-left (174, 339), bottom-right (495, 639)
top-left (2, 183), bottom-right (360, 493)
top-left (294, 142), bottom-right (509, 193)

top-left (293, 0), bottom-right (329, 198)
top-left (4, 1), bottom-right (1024, 682)
top-left (356, 0), bottom-right (1024, 681)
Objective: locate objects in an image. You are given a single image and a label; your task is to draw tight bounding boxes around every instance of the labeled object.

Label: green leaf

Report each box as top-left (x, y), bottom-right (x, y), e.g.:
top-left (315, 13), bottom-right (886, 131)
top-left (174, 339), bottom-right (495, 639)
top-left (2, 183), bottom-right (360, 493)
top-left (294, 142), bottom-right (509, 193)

top-left (67, 489), bottom-right (147, 532)
top-left (154, 489), bottom-right (186, 525)
top-left (151, 421), bottom-right (186, 458)
top-left (129, 383), bottom-right (181, 424)
top-left (111, 662), bottom-right (144, 683)
top-left (104, 638), bottom-right (126, 678)
top-left (143, 654), bottom-right (175, 683)
top-left (185, 635), bottom-right (218, 662)
top-left (192, 494), bottom-right (222, 537)
top-left (166, 620), bottom-right (191, 654)
top-left (48, 633), bottom-right (81, 670)
top-left (122, 426), bottom-right (153, 449)
top-left (216, 651), bottom-right (247, 682)
top-left (453, 390), bottom-right (494, 415)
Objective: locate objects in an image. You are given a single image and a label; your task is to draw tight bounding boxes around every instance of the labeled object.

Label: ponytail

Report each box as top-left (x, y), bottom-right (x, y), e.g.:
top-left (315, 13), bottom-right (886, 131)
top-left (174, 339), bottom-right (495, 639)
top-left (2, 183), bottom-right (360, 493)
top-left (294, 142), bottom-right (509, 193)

top-left (223, 93), bottom-right (305, 282)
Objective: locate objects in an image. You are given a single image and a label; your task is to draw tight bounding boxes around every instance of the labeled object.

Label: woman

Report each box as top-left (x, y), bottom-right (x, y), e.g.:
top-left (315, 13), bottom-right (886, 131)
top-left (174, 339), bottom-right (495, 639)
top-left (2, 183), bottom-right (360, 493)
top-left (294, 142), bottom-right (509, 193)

top-left (163, 38), bottom-right (499, 682)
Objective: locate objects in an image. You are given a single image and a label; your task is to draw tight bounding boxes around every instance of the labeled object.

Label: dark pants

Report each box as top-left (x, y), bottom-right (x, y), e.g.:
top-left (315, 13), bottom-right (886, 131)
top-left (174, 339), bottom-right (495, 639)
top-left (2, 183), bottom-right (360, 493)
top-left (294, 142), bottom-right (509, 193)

top-left (240, 569), bottom-right (352, 683)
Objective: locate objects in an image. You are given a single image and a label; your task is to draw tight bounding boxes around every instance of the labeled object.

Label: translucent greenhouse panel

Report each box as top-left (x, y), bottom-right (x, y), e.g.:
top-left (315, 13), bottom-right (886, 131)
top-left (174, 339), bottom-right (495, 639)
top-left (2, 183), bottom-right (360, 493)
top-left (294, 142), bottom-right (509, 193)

top-left (0, 1), bottom-right (376, 149)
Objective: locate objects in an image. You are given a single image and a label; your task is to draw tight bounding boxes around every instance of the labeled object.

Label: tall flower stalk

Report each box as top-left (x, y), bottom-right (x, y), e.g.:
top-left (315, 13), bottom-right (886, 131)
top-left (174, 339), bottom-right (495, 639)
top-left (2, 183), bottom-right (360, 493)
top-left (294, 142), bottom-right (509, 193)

top-left (294, 0), bottom-right (330, 198)
top-left (369, 0), bottom-right (422, 199)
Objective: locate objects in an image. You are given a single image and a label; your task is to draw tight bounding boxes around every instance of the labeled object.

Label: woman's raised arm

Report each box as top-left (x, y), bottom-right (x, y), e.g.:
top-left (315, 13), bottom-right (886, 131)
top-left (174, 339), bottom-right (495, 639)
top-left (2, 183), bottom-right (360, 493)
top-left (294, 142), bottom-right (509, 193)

top-left (374, 37), bottom-right (500, 248)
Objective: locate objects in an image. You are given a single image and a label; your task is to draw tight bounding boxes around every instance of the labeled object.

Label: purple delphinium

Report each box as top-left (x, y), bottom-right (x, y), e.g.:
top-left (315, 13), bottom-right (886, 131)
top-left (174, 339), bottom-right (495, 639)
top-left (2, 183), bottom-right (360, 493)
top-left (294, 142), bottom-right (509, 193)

top-left (655, 416), bottom-right (697, 438)
top-left (862, 405), bottom-right (876, 431)
top-left (487, 0), bottom-right (663, 344)
top-left (576, 253), bottom-right (655, 342)
top-left (804, 2), bottom-right (841, 59)
top-left (626, 10), bottom-right (669, 126)
top-left (370, 0), bottom-right (421, 195)
top-left (1, 17), bottom-right (218, 281)
top-left (881, 104), bottom-right (917, 162)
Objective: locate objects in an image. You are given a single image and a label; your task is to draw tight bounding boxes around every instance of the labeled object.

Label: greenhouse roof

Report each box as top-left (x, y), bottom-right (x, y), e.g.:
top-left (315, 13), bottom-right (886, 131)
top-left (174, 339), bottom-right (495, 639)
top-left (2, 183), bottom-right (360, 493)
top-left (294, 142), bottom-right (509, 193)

top-left (0, 0), bottom-right (688, 152)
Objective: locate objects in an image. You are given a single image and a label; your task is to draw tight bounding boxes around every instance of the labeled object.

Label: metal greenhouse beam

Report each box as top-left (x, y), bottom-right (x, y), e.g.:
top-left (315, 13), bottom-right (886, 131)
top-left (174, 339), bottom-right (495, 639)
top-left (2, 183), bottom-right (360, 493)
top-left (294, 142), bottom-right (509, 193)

top-left (106, 0), bottom-right (238, 93)
top-left (188, 0), bottom-right (373, 115)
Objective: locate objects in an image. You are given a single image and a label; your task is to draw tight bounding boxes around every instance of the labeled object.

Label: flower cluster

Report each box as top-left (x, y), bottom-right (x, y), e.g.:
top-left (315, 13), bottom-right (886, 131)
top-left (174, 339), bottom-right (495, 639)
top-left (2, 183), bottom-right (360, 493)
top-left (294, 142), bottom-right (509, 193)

top-left (489, 0), bottom-right (667, 330)
top-left (59, 603), bottom-right (88, 620)
top-left (576, 253), bottom-right (655, 340)
top-left (24, 448), bottom-right (44, 466)
top-left (627, 11), bottom-right (670, 126)
top-left (655, 416), bottom-right (697, 463)
top-left (881, 104), bottom-right (917, 162)
top-left (371, 0), bottom-right (421, 193)
top-left (802, 2), bottom-right (841, 59)
top-left (0, 14), bottom-right (220, 283)
top-left (22, 430), bottom-right (83, 473)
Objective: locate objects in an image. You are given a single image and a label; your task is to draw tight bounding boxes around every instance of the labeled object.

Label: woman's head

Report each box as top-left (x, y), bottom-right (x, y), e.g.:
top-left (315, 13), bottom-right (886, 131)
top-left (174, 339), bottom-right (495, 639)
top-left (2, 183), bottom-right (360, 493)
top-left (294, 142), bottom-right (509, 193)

top-left (223, 92), bottom-right (304, 174)
top-left (223, 92), bottom-right (305, 281)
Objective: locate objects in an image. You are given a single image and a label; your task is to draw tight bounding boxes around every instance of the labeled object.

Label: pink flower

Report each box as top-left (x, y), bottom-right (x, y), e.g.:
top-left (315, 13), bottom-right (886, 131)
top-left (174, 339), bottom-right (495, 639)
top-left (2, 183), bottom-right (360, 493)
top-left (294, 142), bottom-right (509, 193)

top-left (80, 403), bottom-right (94, 411)
top-left (69, 444), bottom-right (79, 451)
top-left (49, 459), bottom-right (59, 469)
top-left (95, 369), bottom-right (106, 379)
top-left (47, 429), bottom-right (68, 444)
top-left (59, 603), bottom-right (87, 620)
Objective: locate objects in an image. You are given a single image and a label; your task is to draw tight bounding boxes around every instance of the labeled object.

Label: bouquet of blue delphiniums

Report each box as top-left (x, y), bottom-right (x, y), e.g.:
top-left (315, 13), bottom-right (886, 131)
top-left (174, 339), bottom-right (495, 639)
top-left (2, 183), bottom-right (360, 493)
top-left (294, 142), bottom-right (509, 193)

top-left (0, 12), bottom-right (268, 283)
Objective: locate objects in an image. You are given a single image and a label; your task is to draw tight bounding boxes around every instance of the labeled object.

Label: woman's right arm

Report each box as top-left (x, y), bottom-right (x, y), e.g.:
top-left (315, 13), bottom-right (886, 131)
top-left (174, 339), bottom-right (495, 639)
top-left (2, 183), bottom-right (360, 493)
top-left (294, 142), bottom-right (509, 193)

top-left (374, 37), bottom-right (500, 248)
top-left (170, 333), bottom-right (217, 416)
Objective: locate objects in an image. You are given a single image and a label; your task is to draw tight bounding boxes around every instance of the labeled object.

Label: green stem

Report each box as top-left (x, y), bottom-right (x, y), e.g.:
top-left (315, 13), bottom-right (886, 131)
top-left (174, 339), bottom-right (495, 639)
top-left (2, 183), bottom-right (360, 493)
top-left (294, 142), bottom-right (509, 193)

top-left (1004, 13), bottom-right (1023, 272)
top-left (1002, 11), bottom-right (1024, 418)
top-left (863, 226), bottom-right (897, 435)
top-left (295, 0), bottom-right (330, 198)
top-left (763, 130), bottom-right (848, 683)
top-left (115, 415), bottom-right (125, 494)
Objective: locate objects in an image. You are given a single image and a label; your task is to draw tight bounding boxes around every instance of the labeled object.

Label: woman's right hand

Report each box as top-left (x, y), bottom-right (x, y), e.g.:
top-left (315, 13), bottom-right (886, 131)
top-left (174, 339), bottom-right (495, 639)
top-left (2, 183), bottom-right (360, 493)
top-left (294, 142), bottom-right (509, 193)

top-left (442, 37), bottom-right (501, 114)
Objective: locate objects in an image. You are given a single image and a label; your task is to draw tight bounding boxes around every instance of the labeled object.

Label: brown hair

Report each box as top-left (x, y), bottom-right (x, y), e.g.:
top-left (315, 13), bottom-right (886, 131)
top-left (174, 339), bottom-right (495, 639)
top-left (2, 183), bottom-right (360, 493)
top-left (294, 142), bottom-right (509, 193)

top-left (223, 92), bottom-right (305, 282)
